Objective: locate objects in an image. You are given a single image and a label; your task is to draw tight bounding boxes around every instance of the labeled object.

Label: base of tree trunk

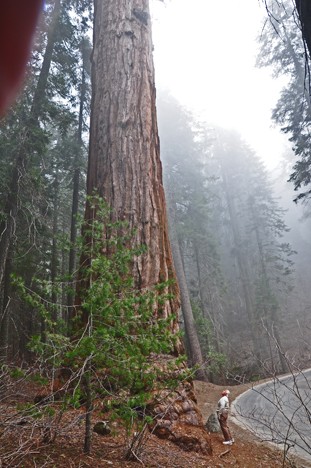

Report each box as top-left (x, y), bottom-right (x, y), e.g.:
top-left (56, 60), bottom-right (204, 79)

top-left (34, 366), bottom-right (212, 456)
top-left (148, 381), bottom-right (212, 455)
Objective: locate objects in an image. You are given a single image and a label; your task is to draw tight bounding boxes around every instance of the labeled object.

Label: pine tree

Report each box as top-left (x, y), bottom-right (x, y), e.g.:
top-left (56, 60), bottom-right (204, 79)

top-left (67, 36), bottom-right (91, 327)
top-left (0, 0), bottom-right (92, 360)
top-left (158, 92), bottom-right (227, 379)
top-left (211, 128), bottom-right (295, 373)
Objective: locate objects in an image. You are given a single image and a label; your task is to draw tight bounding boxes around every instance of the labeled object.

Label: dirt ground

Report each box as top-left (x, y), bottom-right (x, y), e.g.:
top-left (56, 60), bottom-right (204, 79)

top-left (1, 380), bottom-right (309, 468)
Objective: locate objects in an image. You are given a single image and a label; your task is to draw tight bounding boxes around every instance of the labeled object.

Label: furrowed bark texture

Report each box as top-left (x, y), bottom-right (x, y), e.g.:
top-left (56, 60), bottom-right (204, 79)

top-left (81, 0), bottom-right (181, 336)
top-left (72, 0), bottom-right (212, 454)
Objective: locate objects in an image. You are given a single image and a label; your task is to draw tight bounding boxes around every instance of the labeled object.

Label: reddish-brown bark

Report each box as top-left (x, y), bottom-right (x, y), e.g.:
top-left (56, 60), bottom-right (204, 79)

top-left (74, 1), bottom-right (212, 454)
top-left (76, 0), bottom-right (181, 343)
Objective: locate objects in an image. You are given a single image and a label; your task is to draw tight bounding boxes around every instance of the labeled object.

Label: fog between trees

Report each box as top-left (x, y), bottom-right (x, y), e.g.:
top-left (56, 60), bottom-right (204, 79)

top-left (158, 91), bottom-right (311, 381)
top-left (2, 2), bottom-right (311, 466)
top-left (0, 0), bottom-right (311, 385)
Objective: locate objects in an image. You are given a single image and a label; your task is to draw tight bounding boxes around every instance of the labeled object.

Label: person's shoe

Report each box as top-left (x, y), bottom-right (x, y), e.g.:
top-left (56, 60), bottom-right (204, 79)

top-left (231, 438), bottom-right (234, 443)
top-left (223, 441), bottom-right (232, 445)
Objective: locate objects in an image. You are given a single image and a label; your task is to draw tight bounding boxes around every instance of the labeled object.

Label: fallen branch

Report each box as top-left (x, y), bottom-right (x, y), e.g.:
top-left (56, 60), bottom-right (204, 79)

top-left (219, 449), bottom-right (230, 458)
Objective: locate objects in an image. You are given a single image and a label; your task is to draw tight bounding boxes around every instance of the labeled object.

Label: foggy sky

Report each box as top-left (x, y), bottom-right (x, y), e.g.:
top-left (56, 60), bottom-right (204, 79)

top-left (150, 0), bottom-right (290, 169)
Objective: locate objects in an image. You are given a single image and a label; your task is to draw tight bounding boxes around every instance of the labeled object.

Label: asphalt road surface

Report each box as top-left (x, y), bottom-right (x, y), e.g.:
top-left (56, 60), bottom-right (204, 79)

top-left (232, 369), bottom-right (311, 463)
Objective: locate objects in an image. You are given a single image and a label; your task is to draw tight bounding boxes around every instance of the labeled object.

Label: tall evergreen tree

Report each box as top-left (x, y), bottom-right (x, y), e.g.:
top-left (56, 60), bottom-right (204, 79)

top-left (76, 0), bottom-right (181, 339)
top-left (75, 0), bottom-right (187, 453)
top-left (157, 92), bottom-right (227, 379)
top-left (211, 128), bottom-right (295, 373)
top-left (0, 0), bottom-right (92, 360)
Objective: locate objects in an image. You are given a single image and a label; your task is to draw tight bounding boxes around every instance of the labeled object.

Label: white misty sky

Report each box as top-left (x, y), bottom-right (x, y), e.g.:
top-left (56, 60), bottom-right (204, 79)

top-left (150, 0), bottom-right (290, 169)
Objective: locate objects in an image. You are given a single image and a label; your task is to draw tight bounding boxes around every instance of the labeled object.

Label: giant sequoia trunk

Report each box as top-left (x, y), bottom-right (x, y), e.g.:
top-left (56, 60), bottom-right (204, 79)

top-left (78, 0), bottom-right (181, 334)
top-left (76, 0), bottom-right (211, 455)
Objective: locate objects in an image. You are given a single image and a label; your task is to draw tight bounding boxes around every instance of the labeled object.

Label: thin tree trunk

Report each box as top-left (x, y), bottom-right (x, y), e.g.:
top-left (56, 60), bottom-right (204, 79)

top-left (0, 157), bottom-right (24, 292)
top-left (272, 323), bottom-right (288, 374)
top-left (26, 305), bottom-right (33, 363)
top-left (30, 0), bottom-right (62, 123)
top-left (253, 222), bottom-right (288, 374)
top-left (84, 358), bottom-right (92, 454)
top-left (41, 248), bottom-right (48, 344)
top-left (51, 169), bottom-right (59, 326)
top-left (223, 176), bottom-right (254, 324)
top-left (217, 141), bottom-right (264, 360)
top-left (67, 168), bottom-right (79, 327)
top-left (0, 244), bottom-right (13, 364)
top-left (62, 215), bottom-right (66, 322)
top-left (194, 244), bottom-right (207, 318)
top-left (194, 246), bottom-right (223, 355)
top-left (167, 197), bottom-right (207, 381)
top-left (67, 38), bottom-right (87, 327)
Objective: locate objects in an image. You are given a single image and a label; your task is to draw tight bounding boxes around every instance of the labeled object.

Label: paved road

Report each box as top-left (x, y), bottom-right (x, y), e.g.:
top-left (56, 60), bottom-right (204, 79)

top-left (232, 369), bottom-right (311, 463)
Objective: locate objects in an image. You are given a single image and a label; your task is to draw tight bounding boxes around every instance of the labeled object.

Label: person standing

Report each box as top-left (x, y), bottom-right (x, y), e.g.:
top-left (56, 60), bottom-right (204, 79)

top-left (216, 389), bottom-right (234, 445)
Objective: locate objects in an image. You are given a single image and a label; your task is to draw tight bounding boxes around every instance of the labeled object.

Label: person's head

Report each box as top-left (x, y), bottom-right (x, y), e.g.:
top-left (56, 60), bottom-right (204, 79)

top-left (222, 389), bottom-right (230, 397)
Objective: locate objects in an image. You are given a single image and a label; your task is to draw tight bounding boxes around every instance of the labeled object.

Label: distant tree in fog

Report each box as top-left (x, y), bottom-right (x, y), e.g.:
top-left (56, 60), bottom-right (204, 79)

top-left (156, 91), bottom-right (295, 377)
top-left (157, 92), bottom-right (227, 380)
top-left (211, 129), bottom-right (295, 374)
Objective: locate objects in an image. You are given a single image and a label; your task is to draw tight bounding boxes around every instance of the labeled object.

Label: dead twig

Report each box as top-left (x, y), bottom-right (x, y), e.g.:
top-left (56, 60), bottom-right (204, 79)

top-left (127, 447), bottom-right (145, 465)
top-left (219, 449), bottom-right (230, 458)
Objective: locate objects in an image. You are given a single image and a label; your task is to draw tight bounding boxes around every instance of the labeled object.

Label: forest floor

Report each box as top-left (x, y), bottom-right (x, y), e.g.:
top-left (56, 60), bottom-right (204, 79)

top-left (1, 379), bottom-right (309, 468)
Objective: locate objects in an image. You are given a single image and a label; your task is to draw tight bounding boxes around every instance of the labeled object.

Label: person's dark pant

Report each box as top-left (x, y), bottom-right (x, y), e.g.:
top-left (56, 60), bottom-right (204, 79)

top-left (219, 412), bottom-right (232, 441)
